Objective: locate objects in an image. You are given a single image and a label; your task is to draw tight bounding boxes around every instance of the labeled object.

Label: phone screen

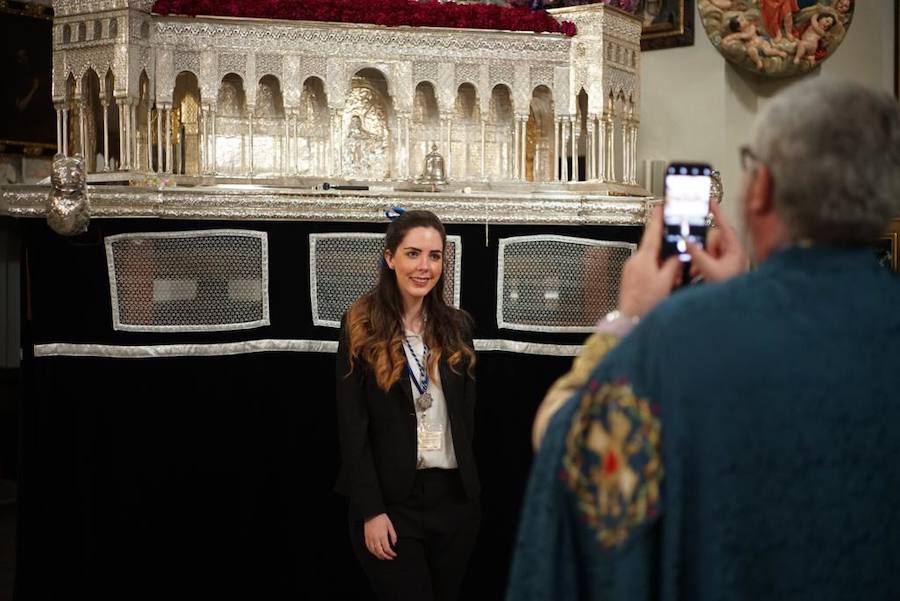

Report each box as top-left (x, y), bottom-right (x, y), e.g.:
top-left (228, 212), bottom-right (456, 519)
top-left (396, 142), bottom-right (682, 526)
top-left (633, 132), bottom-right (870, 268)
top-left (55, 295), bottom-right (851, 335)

top-left (662, 163), bottom-right (712, 263)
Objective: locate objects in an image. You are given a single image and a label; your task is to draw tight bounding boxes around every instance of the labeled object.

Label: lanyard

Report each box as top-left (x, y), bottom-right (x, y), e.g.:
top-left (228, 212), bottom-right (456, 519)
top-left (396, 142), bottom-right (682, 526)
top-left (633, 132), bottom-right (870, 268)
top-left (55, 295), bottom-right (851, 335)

top-left (403, 336), bottom-right (429, 395)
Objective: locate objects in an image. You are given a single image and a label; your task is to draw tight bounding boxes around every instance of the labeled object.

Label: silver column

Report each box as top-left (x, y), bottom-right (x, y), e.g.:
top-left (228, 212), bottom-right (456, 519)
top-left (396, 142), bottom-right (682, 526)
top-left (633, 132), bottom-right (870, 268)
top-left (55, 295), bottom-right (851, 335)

top-left (156, 107), bottom-right (163, 173)
top-left (102, 100), bottom-right (110, 170)
top-left (165, 105), bottom-right (173, 174)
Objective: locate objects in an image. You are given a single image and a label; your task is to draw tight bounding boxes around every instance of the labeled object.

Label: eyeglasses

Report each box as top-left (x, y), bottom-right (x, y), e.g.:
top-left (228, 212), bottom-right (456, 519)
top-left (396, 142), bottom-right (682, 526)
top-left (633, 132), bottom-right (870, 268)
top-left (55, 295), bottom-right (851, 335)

top-left (739, 145), bottom-right (759, 172)
top-left (740, 144), bottom-right (775, 194)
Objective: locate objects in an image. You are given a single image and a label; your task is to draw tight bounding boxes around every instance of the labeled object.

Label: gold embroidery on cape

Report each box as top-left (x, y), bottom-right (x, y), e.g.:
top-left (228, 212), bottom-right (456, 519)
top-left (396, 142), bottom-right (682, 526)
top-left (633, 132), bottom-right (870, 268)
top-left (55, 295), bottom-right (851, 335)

top-left (563, 381), bottom-right (662, 548)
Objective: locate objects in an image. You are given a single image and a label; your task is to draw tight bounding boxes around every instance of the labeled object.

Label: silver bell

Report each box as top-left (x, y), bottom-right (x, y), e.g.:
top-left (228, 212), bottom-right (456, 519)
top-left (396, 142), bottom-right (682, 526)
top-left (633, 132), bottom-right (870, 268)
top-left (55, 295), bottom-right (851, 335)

top-left (418, 144), bottom-right (447, 184)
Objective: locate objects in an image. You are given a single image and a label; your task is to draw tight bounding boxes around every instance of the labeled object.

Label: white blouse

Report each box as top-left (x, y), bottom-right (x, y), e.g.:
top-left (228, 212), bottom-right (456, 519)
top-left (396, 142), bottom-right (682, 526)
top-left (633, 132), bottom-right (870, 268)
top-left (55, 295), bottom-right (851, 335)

top-left (403, 331), bottom-right (458, 470)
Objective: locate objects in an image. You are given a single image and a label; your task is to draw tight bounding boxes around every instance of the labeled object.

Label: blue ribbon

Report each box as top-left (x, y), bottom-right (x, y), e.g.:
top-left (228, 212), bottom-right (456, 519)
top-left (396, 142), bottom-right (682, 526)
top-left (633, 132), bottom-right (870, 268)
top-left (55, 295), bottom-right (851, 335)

top-left (384, 206), bottom-right (406, 221)
top-left (403, 337), bottom-right (429, 395)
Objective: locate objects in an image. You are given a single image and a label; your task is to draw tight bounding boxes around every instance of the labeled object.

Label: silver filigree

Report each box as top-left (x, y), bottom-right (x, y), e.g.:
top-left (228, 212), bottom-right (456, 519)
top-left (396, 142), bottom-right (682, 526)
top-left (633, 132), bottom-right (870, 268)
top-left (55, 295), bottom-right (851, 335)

top-left (257, 53), bottom-right (283, 80)
top-left (414, 61), bottom-right (439, 84)
top-left (220, 53), bottom-right (247, 78)
top-left (49, 2), bottom-right (642, 186)
top-left (174, 50), bottom-right (200, 75)
top-left (456, 64), bottom-right (479, 87)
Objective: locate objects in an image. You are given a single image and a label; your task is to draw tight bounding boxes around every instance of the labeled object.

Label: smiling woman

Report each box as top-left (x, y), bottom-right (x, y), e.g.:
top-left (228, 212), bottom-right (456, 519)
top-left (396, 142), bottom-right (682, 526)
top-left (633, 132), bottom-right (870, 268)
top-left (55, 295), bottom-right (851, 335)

top-left (335, 209), bottom-right (480, 601)
top-left (384, 226), bottom-right (444, 312)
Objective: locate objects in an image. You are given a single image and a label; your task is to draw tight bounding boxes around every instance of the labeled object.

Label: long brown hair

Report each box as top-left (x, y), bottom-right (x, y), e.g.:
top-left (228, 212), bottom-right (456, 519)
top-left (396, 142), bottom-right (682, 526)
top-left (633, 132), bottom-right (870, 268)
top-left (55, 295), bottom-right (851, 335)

top-left (344, 210), bottom-right (476, 391)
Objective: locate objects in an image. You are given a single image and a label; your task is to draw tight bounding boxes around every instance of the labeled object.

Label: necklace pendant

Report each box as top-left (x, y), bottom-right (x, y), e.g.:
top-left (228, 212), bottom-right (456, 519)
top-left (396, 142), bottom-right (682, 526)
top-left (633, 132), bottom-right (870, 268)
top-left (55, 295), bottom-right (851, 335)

top-left (416, 391), bottom-right (433, 412)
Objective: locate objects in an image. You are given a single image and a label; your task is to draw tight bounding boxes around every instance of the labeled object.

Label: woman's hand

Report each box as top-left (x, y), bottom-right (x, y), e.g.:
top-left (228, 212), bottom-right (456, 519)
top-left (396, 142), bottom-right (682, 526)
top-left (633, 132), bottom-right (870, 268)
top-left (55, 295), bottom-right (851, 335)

top-left (364, 513), bottom-right (398, 560)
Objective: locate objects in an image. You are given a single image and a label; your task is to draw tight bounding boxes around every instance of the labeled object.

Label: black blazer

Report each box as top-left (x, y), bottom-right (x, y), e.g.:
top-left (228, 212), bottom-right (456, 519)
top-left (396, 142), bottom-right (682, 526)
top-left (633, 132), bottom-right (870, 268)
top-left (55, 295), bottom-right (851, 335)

top-left (334, 319), bottom-right (480, 520)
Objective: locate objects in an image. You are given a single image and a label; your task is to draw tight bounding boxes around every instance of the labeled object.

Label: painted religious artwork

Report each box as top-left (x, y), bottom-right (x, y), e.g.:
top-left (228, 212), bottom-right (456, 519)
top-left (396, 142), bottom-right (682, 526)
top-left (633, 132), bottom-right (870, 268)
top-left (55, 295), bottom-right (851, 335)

top-left (874, 218), bottom-right (900, 272)
top-left (0, 4), bottom-right (57, 156)
top-left (537, 1), bottom-right (688, 52)
top-left (699, 0), bottom-right (855, 76)
top-left (638, 0), bottom-right (696, 51)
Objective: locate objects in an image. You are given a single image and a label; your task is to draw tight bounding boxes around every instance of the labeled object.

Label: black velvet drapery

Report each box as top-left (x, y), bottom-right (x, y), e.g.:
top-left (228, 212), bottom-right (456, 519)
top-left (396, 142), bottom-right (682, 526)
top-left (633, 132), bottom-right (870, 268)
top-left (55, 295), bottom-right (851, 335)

top-left (15, 217), bottom-right (639, 599)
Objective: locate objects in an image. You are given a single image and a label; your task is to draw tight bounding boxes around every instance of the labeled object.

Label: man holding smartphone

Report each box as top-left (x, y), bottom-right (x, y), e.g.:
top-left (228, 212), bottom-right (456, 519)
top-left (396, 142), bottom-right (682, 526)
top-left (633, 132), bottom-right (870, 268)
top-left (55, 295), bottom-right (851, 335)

top-left (511, 78), bottom-right (900, 601)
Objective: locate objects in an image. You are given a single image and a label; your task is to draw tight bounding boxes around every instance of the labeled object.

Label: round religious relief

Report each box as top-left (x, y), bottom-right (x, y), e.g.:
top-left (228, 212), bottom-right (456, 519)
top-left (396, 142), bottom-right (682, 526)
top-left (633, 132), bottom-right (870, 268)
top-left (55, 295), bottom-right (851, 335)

top-left (699, 0), bottom-right (855, 77)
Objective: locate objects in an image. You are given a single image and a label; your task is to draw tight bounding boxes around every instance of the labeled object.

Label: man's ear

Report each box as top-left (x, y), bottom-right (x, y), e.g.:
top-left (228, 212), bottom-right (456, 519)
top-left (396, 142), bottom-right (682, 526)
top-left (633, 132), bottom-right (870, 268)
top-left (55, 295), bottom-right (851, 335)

top-left (747, 163), bottom-right (775, 217)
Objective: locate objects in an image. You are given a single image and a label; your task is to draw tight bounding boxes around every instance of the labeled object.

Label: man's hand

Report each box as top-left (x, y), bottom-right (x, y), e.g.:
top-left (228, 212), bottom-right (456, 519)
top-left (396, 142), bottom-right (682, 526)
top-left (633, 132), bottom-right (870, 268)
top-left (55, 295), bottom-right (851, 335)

top-left (687, 202), bottom-right (749, 283)
top-left (364, 513), bottom-right (398, 560)
top-left (618, 205), bottom-right (683, 319)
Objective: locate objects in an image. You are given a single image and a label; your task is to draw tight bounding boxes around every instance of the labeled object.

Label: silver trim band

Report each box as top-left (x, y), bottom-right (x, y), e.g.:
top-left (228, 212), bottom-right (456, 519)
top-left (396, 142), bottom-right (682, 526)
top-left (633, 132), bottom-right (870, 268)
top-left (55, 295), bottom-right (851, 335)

top-left (33, 339), bottom-right (339, 359)
top-left (2, 185), bottom-right (653, 226)
top-left (33, 338), bottom-right (583, 358)
top-left (473, 339), bottom-right (583, 357)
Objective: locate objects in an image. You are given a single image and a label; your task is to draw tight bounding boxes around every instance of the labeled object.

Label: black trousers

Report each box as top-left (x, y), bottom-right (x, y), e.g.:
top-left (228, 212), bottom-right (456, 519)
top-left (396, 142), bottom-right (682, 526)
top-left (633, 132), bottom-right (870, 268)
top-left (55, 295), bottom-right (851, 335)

top-left (349, 468), bottom-right (480, 601)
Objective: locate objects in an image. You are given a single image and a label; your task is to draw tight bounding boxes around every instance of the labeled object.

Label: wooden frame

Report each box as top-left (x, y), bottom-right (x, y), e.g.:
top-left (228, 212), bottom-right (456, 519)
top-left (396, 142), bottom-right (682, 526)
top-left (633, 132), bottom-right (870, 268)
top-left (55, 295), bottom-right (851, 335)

top-left (639, 0), bottom-right (695, 51)
top-left (875, 219), bottom-right (900, 272)
top-left (0, 1), bottom-right (57, 158)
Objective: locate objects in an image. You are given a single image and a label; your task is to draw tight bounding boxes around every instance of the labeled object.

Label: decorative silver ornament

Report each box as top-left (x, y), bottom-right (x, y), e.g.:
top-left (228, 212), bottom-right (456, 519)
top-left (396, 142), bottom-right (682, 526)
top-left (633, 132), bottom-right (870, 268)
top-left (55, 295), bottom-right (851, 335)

top-left (46, 154), bottom-right (90, 236)
top-left (710, 169), bottom-right (723, 205)
top-left (417, 144), bottom-right (447, 187)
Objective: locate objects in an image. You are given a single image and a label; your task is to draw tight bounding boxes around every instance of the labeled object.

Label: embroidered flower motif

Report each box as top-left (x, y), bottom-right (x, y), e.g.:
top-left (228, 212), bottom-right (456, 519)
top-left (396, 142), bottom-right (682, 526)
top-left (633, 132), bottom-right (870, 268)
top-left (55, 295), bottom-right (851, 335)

top-left (563, 379), bottom-right (662, 548)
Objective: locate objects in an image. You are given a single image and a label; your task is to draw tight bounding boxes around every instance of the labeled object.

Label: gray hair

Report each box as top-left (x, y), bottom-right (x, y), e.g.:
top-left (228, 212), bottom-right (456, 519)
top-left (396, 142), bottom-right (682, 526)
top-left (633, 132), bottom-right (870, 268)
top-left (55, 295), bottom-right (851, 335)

top-left (752, 78), bottom-right (900, 245)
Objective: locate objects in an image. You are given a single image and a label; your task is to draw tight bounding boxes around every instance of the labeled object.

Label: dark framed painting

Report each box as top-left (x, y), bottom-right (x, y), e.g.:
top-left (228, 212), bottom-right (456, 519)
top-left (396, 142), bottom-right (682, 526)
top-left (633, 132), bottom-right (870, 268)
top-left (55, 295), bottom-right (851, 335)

top-left (638, 0), bottom-right (695, 51)
top-left (874, 219), bottom-right (900, 272)
top-left (0, 2), bottom-right (57, 158)
top-left (894, 0), bottom-right (899, 99)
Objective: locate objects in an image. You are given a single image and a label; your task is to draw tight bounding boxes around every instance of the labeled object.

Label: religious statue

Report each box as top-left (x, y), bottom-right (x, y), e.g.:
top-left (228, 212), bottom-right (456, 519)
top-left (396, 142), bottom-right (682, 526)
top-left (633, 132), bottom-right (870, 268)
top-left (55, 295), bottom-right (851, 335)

top-left (255, 81), bottom-right (278, 118)
top-left (344, 113), bottom-right (388, 179)
top-left (217, 80), bottom-right (242, 117)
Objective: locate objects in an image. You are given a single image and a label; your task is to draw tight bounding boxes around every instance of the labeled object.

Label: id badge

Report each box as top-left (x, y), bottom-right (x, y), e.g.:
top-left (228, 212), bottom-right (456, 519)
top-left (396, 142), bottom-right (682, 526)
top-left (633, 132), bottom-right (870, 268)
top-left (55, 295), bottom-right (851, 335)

top-left (417, 422), bottom-right (443, 452)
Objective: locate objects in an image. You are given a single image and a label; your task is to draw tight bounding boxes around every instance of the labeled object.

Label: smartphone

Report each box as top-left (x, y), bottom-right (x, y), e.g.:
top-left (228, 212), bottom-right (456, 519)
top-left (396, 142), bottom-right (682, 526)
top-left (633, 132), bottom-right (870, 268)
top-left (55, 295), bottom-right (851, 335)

top-left (661, 162), bottom-right (712, 264)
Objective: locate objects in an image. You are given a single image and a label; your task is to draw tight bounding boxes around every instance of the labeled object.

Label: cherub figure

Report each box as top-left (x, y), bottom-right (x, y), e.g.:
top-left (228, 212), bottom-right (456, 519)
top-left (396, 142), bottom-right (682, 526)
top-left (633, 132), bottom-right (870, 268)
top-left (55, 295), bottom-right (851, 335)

top-left (832, 0), bottom-right (853, 25)
top-left (722, 14), bottom-right (788, 70)
top-left (793, 12), bottom-right (836, 65)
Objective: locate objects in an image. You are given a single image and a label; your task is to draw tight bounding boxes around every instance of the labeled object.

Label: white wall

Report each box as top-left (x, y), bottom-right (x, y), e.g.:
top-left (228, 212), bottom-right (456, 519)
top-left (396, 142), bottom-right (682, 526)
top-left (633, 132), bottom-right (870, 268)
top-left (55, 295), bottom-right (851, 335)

top-left (637, 2), bottom-right (897, 224)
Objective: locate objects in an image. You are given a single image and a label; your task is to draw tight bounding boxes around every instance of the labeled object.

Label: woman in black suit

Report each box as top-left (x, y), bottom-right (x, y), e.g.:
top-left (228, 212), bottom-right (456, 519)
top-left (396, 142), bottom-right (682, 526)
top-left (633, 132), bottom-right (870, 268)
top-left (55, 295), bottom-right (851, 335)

top-left (335, 209), bottom-right (480, 601)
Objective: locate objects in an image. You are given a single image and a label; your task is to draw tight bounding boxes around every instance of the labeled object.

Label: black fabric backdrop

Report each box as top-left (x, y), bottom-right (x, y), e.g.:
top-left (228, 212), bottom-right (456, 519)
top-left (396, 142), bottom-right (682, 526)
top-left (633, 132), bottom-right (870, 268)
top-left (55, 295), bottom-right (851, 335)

top-left (15, 216), bottom-right (639, 599)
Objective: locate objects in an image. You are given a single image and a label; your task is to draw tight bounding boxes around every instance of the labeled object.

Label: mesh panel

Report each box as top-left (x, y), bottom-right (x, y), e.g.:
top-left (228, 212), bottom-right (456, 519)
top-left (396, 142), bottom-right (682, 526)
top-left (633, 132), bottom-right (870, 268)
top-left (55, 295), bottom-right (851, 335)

top-left (310, 233), bottom-right (461, 328)
top-left (105, 230), bottom-right (269, 332)
top-left (497, 235), bottom-right (635, 333)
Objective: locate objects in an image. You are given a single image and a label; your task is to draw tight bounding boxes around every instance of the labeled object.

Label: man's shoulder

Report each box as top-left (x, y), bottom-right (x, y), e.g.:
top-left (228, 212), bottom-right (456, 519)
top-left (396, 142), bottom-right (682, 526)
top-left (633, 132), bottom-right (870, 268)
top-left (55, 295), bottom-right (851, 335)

top-left (650, 270), bottom-right (761, 326)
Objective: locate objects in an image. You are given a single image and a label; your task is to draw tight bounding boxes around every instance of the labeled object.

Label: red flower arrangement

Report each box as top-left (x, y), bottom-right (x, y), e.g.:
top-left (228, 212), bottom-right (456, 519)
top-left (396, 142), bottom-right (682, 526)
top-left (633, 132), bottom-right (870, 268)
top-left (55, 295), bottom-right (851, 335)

top-left (152, 0), bottom-right (576, 36)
